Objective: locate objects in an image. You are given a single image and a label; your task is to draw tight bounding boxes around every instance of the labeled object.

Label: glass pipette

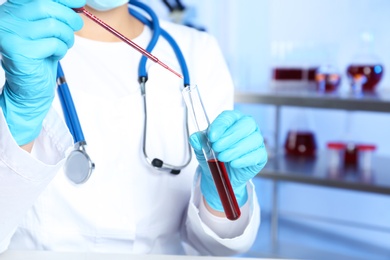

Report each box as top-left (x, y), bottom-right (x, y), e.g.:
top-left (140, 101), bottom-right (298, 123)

top-left (72, 7), bottom-right (183, 79)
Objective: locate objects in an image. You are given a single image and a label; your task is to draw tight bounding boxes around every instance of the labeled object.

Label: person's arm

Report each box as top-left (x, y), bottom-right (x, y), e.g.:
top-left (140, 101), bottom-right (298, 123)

top-left (170, 25), bottom-right (264, 255)
top-left (183, 167), bottom-right (260, 256)
top-left (202, 198), bottom-right (226, 218)
top-left (199, 185), bottom-right (253, 238)
top-left (0, 108), bottom-right (73, 253)
top-left (20, 142), bottom-right (34, 153)
top-left (0, 0), bottom-right (84, 147)
top-left (0, 0), bottom-right (85, 252)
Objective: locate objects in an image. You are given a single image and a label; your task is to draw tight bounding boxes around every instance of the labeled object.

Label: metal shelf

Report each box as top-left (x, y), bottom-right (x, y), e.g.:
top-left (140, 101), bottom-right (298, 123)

top-left (235, 89), bottom-right (390, 112)
top-left (259, 153), bottom-right (390, 195)
top-left (235, 89), bottom-right (390, 193)
top-left (235, 88), bottom-right (390, 248)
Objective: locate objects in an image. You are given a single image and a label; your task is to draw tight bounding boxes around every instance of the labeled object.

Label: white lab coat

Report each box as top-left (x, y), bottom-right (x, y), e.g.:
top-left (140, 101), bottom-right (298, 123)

top-left (0, 20), bottom-right (260, 256)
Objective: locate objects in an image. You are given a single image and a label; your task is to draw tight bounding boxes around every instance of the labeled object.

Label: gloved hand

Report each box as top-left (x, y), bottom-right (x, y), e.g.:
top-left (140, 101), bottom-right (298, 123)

top-left (189, 110), bottom-right (268, 212)
top-left (0, 0), bottom-right (85, 145)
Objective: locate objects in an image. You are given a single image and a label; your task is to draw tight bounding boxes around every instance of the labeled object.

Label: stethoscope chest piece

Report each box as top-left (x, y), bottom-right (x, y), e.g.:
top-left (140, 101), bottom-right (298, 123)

top-left (65, 141), bottom-right (95, 184)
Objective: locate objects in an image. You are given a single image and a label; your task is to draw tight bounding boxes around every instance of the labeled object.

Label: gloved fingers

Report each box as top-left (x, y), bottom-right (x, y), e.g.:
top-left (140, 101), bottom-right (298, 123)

top-left (217, 127), bottom-right (265, 166)
top-left (57, 0), bottom-right (87, 8)
top-left (189, 132), bottom-right (203, 152)
top-left (229, 142), bottom-right (268, 169)
top-left (32, 18), bottom-right (77, 49)
top-left (189, 132), bottom-right (208, 166)
top-left (208, 110), bottom-right (245, 143)
top-left (0, 1), bottom-right (84, 59)
top-left (2, 35), bottom-right (69, 63)
top-left (2, 19), bottom-right (76, 55)
top-left (3, 1), bottom-right (84, 30)
top-left (211, 114), bottom-right (258, 153)
top-left (7, 0), bottom-right (31, 4)
top-left (11, 0), bottom-right (87, 8)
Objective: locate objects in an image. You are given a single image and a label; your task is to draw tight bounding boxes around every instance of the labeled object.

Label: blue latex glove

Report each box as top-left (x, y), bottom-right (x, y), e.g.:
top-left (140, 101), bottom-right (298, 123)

top-left (189, 110), bottom-right (268, 211)
top-left (0, 0), bottom-right (85, 145)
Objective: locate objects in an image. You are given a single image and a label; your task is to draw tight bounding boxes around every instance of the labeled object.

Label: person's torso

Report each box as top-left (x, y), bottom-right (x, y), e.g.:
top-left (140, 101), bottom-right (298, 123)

top-left (10, 24), bottom-right (199, 254)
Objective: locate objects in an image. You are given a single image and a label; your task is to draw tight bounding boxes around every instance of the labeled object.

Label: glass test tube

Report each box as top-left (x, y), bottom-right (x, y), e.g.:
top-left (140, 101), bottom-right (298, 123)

top-left (182, 85), bottom-right (241, 220)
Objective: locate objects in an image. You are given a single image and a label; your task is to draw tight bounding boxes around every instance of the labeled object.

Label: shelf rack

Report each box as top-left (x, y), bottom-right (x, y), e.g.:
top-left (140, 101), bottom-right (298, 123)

top-left (262, 153), bottom-right (390, 194)
top-left (234, 89), bottom-right (390, 251)
top-left (235, 89), bottom-right (390, 112)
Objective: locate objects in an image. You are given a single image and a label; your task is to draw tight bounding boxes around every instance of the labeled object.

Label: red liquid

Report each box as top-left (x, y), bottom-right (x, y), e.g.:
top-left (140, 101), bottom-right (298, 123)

top-left (273, 67), bottom-right (317, 81)
top-left (284, 131), bottom-right (317, 157)
top-left (273, 68), bottom-right (303, 80)
top-left (344, 143), bottom-right (358, 167)
top-left (207, 159), bottom-right (240, 220)
top-left (346, 64), bottom-right (383, 92)
top-left (315, 73), bottom-right (341, 92)
top-left (307, 67), bottom-right (317, 81)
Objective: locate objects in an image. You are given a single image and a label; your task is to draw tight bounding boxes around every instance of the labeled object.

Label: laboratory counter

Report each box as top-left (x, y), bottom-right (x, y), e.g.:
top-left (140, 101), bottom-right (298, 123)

top-left (0, 250), bottom-right (286, 260)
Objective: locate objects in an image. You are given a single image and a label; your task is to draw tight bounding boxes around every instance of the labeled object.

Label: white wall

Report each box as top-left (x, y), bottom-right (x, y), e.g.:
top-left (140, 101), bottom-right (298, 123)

top-left (210, 0), bottom-right (390, 158)
top-left (262, 0), bottom-right (390, 159)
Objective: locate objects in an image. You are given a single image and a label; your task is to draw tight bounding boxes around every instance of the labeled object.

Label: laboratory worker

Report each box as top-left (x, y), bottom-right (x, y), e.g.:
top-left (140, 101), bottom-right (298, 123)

top-left (0, 0), bottom-right (267, 256)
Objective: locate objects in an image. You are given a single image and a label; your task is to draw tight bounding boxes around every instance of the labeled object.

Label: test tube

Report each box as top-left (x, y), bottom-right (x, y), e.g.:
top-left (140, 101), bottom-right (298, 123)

top-left (182, 85), bottom-right (240, 220)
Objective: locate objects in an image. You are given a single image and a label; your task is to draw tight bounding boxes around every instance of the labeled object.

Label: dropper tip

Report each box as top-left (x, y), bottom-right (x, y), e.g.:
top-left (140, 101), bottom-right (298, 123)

top-left (172, 70), bottom-right (183, 79)
top-left (157, 60), bottom-right (183, 79)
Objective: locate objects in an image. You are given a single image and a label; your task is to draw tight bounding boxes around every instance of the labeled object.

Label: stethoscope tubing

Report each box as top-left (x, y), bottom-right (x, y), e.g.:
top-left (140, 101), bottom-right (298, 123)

top-left (130, 1), bottom-right (192, 173)
top-left (57, 1), bottom-right (193, 181)
top-left (58, 2), bottom-right (190, 145)
top-left (130, 0), bottom-right (161, 79)
top-left (58, 62), bottom-right (94, 184)
top-left (57, 62), bottom-right (85, 143)
top-left (130, 0), bottom-right (190, 85)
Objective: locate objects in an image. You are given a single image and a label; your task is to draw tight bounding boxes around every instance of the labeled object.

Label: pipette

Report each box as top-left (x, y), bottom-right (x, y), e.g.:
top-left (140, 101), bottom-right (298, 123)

top-left (72, 7), bottom-right (183, 79)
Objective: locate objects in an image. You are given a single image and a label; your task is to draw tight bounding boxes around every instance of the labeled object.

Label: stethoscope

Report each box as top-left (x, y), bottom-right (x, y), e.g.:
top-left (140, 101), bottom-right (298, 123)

top-left (57, 0), bottom-right (192, 184)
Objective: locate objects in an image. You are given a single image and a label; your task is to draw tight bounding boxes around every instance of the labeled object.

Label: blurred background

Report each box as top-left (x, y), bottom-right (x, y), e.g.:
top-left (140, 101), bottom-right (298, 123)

top-left (143, 0), bottom-right (390, 259)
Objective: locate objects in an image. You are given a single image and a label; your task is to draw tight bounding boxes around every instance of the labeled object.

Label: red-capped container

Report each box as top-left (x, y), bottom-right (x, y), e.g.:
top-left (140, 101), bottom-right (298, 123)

top-left (356, 144), bottom-right (377, 173)
top-left (327, 142), bottom-right (347, 173)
